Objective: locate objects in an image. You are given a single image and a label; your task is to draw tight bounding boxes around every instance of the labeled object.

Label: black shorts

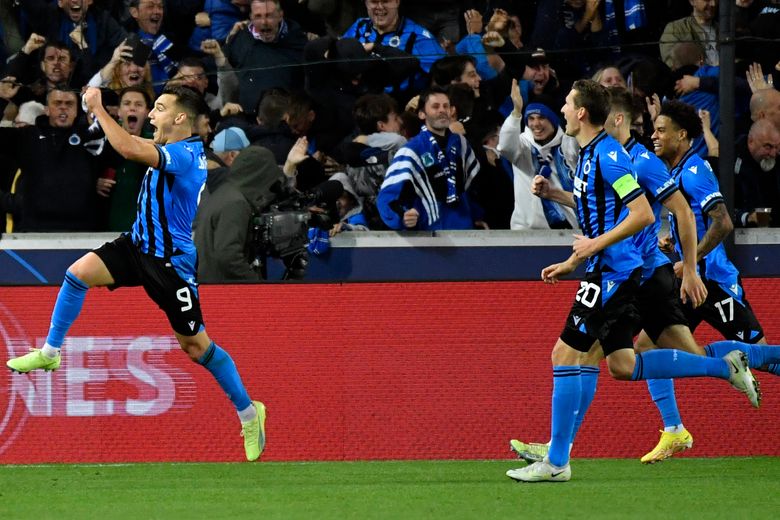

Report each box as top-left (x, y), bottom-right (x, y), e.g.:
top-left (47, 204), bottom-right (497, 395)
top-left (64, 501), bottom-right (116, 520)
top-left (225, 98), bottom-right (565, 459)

top-left (684, 276), bottom-right (764, 343)
top-left (637, 263), bottom-right (689, 343)
top-left (93, 234), bottom-right (205, 336)
top-left (560, 268), bottom-right (642, 356)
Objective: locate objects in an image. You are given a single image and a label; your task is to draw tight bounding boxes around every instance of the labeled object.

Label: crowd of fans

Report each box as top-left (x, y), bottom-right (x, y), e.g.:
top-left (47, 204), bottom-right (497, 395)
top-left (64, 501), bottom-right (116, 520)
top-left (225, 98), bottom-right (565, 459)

top-left (0, 1), bottom-right (778, 254)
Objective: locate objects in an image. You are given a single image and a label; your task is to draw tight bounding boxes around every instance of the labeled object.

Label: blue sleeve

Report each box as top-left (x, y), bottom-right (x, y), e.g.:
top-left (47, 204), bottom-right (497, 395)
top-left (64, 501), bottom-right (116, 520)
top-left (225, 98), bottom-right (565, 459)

top-left (157, 141), bottom-right (194, 177)
top-left (376, 180), bottom-right (407, 230)
top-left (681, 160), bottom-right (724, 214)
top-left (413, 34), bottom-right (446, 72)
top-left (342, 19), bottom-right (362, 40)
top-left (636, 154), bottom-right (678, 204)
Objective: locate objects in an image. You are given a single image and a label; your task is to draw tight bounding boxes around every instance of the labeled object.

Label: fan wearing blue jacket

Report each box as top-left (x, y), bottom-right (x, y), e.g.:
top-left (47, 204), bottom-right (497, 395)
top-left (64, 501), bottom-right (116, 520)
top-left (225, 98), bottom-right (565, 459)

top-left (377, 87), bottom-right (483, 230)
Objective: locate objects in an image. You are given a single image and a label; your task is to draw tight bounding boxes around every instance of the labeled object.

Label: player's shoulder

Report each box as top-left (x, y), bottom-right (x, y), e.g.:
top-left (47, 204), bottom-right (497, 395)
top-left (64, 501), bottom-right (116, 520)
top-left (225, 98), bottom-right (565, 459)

top-left (596, 135), bottom-right (631, 166)
top-left (681, 151), bottom-right (714, 179)
top-left (632, 142), bottom-right (667, 173)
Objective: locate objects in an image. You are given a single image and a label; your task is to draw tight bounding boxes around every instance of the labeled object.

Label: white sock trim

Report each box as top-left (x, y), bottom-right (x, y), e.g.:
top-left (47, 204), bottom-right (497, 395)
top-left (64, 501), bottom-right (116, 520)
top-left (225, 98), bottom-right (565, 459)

top-left (238, 403), bottom-right (258, 423)
top-left (41, 344), bottom-right (60, 359)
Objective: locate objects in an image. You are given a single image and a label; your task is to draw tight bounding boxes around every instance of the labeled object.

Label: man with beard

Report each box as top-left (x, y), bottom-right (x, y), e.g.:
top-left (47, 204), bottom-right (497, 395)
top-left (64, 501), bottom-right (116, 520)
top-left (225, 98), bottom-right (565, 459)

top-left (376, 87), bottom-right (482, 230)
top-left (18, 0), bottom-right (127, 78)
top-left (97, 86), bottom-right (153, 231)
top-left (734, 119), bottom-right (780, 227)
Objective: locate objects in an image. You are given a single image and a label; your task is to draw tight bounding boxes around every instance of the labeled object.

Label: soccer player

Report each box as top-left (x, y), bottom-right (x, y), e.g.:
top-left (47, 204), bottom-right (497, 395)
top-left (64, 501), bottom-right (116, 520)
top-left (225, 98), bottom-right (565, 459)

top-left (6, 85), bottom-right (267, 462)
top-left (505, 80), bottom-right (759, 483)
top-left (511, 92), bottom-right (780, 466)
top-left (512, 85), bottom-right (709, 464)
top-left (653, 100), bottom-right (770, 350)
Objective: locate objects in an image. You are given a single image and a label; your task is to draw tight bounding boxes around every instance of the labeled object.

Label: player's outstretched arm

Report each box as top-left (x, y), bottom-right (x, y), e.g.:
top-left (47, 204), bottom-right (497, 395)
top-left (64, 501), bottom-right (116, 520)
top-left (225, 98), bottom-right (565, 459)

top-left (83, 87), bottom-right (160, 169)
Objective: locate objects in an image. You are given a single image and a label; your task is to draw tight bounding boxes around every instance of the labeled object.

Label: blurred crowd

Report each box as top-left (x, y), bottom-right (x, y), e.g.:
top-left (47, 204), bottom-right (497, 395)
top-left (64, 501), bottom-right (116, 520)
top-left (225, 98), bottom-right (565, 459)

top-left (0, 0), bottom-right (778, 271)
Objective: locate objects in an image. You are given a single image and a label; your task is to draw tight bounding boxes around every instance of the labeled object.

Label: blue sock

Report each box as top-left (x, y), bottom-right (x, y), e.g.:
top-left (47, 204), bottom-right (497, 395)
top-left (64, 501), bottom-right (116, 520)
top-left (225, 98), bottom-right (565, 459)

top-left (46, 271), bottom-right (89, 348)
top-left (704, 340), bottom-right (780, 368)
top-left (198, 342), bottom-right (251, 412)
top-left (646, 379), bottom-right (681, 428)
top-left (548, 366), bottom-right (581, 467)
top-left (571, 365), bottom-right (599, 443)
top-left (631, 350), bottom-right (729, 380)
top-left (765, 364), bottom-right (780, 376)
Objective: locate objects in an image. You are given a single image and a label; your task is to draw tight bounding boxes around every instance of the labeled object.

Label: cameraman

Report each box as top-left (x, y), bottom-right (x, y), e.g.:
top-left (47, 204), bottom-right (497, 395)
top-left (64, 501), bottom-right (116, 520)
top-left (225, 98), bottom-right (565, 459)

top-left (195, 145), bottom-right (285, 282)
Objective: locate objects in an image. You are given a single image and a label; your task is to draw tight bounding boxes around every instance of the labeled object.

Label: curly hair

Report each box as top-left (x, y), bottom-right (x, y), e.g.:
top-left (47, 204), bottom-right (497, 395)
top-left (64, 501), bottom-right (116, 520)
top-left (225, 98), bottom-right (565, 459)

top-left (659, 100), bottom-right (703, 140)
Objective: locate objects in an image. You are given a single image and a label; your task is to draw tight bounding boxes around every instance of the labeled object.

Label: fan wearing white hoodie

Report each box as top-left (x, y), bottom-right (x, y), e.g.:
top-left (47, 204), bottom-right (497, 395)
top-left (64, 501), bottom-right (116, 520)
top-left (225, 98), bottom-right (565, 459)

top-left (497, 79), bottom-right (579, 230)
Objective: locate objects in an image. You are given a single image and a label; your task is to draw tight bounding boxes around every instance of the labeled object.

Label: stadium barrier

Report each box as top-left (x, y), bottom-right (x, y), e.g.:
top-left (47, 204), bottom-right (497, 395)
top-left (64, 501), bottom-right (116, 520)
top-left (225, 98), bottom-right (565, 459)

top-left (1, 279), bottom-right (779, 463)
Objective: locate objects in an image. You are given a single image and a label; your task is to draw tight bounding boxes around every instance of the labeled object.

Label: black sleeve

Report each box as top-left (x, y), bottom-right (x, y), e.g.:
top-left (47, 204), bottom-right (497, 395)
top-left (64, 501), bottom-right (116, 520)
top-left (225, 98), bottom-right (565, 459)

top-left (5, 51), bottom-right (40, 85)
top-left (364, 43), bottom-right (421, 91)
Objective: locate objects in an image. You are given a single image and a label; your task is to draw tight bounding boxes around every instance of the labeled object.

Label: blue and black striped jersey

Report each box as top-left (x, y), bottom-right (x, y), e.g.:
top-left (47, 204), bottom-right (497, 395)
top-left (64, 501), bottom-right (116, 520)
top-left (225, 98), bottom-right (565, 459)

top-left (625, 137), bottom-right (678, 280)
top-left (573, 131), bottom-right (644, 273)
top-left (131, 136), bottom-right (207, 262)
top-left (668, 148), bottom-right (740, 285)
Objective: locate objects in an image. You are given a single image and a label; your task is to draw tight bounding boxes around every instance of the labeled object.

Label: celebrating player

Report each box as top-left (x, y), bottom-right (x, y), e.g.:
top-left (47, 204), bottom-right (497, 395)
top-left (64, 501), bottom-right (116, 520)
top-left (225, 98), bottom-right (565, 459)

top-left (7, 85), bottom-right (267, 462)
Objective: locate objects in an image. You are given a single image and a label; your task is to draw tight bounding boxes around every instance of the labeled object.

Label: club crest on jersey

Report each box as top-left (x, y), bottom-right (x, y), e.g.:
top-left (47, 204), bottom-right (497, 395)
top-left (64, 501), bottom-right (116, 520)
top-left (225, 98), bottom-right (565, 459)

top-left (582, 160), bottom-right (592, 175)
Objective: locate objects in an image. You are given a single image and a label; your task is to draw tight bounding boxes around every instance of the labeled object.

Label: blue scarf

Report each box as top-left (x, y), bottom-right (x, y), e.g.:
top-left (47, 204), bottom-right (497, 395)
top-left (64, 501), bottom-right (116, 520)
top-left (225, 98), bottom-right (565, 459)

top-left (604, 0), bottom-right (646, 38)
top-left (419, 126), bottom-right (462, 204)
top-left (532, 146), bottom-right (573, 228)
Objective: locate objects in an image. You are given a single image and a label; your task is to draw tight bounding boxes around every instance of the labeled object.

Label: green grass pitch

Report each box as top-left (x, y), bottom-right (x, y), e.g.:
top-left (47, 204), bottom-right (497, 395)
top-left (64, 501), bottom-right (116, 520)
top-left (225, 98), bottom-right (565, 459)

top-left (1, 458), bottom-right (779, 519)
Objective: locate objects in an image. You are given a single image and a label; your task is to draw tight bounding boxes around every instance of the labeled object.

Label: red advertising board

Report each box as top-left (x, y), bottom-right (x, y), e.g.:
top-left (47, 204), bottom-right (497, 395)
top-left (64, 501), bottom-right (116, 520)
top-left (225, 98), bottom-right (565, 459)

top-left (1, 280), bottom-right (779, 463)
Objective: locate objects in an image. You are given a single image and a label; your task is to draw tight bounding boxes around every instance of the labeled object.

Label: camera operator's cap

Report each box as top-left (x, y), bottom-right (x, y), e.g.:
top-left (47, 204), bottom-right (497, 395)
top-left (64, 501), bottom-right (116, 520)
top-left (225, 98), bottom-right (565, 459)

top-left (212, 127), bottom-right (250, 153)
top-left (529, 48), bottom-right (549, 65)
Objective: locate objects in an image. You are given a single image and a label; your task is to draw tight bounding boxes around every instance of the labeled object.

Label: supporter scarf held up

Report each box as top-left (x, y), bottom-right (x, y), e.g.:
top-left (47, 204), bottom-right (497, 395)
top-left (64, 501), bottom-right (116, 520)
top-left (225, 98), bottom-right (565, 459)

top-left (420, 125), bottom-right (461, 204)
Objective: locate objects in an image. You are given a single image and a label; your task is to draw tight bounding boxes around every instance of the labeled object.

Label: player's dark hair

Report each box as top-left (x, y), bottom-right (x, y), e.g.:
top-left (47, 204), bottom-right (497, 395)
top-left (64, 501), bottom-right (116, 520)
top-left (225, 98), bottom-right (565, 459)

top-left (659, 99), bottom-right (703, 139)
top-left (606, 86), bottom-right (636, 121)
top-left (353, 93), bottom-right (398, 134)
top-left (572, 79), bottom-right (610, 126)
top-left (161, 84), bottom-right (206, 122)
